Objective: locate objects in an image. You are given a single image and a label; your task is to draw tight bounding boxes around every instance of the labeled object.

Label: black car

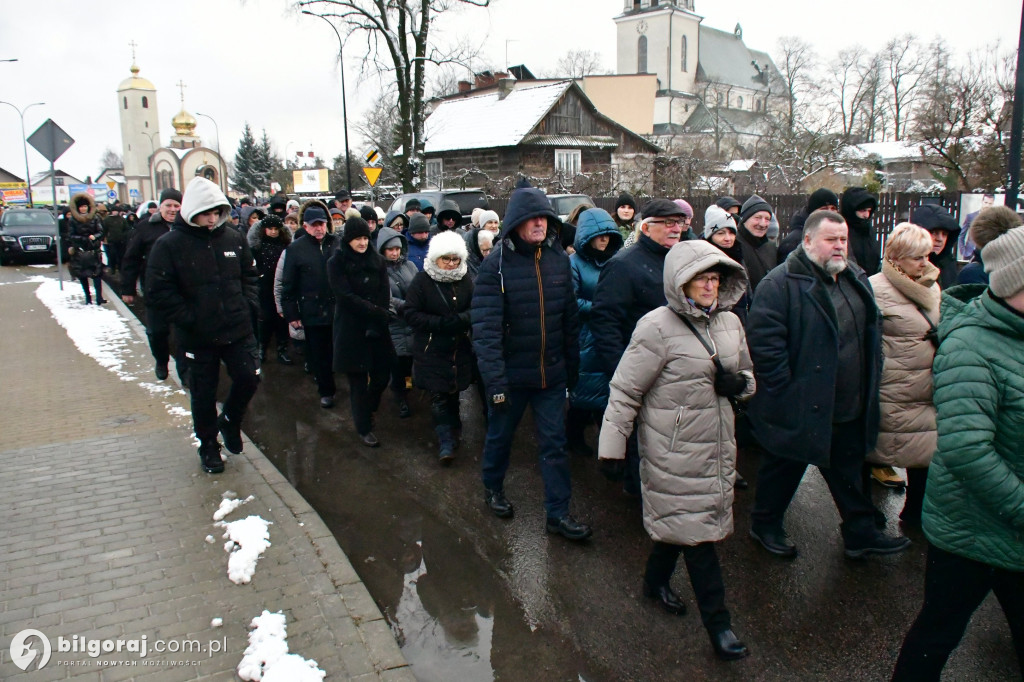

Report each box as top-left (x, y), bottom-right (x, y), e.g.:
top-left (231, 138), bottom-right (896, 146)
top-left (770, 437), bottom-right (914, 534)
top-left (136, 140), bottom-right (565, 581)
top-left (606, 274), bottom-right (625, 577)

top-left (388, 190), bottom-right (489, 223)
top-left (0, 208), bottom-right (59, 265)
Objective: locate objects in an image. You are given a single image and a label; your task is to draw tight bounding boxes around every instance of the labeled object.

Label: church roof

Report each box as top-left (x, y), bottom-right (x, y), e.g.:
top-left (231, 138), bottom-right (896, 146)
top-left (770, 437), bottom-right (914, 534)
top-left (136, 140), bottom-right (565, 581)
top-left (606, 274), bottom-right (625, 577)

top-left (118, 64), bottom-right (156, 92)
top-left (696, 26), bottom-right (773, 92)
top-left (678, 104), bottom-right (768, 136)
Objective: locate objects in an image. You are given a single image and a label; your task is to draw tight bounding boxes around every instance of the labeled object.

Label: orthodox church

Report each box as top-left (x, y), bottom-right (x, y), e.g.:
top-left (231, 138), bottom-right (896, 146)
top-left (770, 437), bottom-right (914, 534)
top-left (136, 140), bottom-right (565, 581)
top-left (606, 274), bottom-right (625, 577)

top-left (117, 60), bottom-right (226, 203)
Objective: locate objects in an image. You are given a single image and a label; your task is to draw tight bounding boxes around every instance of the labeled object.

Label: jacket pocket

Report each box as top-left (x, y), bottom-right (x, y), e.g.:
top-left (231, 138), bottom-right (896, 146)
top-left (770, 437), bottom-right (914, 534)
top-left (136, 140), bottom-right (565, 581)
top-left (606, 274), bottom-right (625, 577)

top-left (668, 407), bottom-right (684, 452)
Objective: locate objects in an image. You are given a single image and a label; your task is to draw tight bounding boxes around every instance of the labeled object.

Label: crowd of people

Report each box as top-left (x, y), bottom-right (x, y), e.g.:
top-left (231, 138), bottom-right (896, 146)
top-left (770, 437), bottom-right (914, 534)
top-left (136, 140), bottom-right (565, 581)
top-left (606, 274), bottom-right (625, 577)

top-left (47, 176), bottom-right (1024, 672)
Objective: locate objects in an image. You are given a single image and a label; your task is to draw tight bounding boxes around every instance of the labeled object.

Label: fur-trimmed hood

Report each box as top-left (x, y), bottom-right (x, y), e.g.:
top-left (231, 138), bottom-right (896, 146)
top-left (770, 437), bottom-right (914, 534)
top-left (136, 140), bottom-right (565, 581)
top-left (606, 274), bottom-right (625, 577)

top-left (69, 192), bottom-right (97, 223)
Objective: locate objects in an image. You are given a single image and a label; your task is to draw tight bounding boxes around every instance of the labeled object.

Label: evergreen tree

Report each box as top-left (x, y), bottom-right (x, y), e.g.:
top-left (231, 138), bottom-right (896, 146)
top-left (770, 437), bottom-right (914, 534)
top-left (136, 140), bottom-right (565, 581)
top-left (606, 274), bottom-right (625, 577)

top-left (231, 123), bottom-right (262, 196)
top-left (256, 129), bottom-right (276, 191)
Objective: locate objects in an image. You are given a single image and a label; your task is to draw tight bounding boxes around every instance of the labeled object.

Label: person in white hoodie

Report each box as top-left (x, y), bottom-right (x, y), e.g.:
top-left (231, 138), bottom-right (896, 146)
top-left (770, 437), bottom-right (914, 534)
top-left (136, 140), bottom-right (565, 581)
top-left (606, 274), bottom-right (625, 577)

top-left (145, 177), bottom-right (260, 474)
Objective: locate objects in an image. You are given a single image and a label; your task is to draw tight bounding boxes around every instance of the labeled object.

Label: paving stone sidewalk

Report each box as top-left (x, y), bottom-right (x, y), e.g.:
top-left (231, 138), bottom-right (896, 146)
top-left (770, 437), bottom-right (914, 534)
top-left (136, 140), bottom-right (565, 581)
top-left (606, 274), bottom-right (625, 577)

top-left (0, 269), bottom-right (413, 682)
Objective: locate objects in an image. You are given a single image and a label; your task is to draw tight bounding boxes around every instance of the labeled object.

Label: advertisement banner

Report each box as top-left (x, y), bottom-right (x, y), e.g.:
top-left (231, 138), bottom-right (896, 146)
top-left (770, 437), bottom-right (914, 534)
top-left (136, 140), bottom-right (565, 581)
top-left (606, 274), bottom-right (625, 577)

top-left (292, 169), bottom-right (329, 194)
top-left (68, 184), bottom-right (110, 198)
top-left (2, 188), bottom-right (29, 203)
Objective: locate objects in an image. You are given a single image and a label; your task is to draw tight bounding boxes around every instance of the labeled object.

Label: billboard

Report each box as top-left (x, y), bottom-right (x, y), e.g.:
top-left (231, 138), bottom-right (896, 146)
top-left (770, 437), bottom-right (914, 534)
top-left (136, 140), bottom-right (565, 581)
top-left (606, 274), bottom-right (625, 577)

top-left (293, 169), bottom-right (329, 194)
top-left (1, 182), bottom-right (28, 204)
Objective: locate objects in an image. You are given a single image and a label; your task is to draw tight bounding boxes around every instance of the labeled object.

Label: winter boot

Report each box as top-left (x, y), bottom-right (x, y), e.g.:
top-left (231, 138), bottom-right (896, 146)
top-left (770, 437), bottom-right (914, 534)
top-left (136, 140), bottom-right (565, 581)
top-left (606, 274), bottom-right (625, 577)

top-left (218, 413), bottom-right (243, 454)
top-left (436, 425), bottom-right (455, 465)
top-left (198, 441), bottom-right (225, 474)
top-left (277, 344), bottom-right (293, 365)
top-left (398, 399), bottom-right (411, 419)
top-left (259, 347), bottom-right (267, 363)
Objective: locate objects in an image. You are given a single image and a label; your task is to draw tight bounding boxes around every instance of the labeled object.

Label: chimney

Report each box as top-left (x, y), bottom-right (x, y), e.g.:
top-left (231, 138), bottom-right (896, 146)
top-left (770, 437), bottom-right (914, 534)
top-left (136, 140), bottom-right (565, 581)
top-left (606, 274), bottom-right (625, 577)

top-left (457, 80), bottom-right (472, 93)
top-left (497, 77), bottom-right (516, 100)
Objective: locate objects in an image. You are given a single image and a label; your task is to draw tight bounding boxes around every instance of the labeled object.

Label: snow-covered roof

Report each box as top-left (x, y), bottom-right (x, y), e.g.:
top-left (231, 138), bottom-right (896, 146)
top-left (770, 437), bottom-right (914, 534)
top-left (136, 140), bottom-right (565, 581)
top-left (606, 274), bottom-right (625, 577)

top-left (423, 81), bottom-right (572, 153)
top-left (726, 159), bottom-right (756, 172)
top-left (848, 141), bottom-right (925, 162)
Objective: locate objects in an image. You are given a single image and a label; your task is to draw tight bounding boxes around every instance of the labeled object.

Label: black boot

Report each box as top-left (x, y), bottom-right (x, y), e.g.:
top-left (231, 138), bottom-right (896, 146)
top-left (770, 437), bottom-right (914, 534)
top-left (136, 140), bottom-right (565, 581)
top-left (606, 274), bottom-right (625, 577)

top-left (709, 630), bottom-right (749, 661)
top-left (277, 344), bottom-right (293, 365)
top-left (436, 425), bottom-right (455, 465)
top-left (642, 582), bottom-right (688, 615)
top-left (198, 441), bottom-right (224, 474)
top-left (218, 413), bottom-right (243, 454)
top-left (398, 399), bottom-right (411, 419)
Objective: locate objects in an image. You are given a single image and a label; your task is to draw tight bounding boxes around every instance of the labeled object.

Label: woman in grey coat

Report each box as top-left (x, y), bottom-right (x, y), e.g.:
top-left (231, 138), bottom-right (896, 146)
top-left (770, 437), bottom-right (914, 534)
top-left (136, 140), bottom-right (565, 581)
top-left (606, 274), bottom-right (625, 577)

top-left (377, 226), bottom-right (418, 418)
top-left (599, 240), bottom-right (755, 661)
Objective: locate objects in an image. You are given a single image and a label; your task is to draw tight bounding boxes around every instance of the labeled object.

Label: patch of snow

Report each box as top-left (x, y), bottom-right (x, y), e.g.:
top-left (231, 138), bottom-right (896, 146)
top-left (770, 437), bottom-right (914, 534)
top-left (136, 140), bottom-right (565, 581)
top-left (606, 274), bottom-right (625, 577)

top-left (220, 515), bottom-right (272, 584)
top-left (211, 617), bottom-right (223, 628)
top-left (237, 610), bottom-right (325, 682)
top-left (28, 264), bottom-right (53, 268)
top-left (214, 495), bottom-right (255, 521)
top-left (167, 405), bottom-right (191, 417)
top-left (205, 535), bottom-right (216, 544)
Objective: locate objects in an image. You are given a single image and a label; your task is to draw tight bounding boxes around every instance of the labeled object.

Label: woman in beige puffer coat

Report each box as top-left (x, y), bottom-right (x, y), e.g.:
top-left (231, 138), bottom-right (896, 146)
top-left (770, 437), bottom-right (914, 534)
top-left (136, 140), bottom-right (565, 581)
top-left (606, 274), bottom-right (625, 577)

top-left (599, 239), bottom-right (754, 661)
top-left (867, 222), bottom-right (941, 525)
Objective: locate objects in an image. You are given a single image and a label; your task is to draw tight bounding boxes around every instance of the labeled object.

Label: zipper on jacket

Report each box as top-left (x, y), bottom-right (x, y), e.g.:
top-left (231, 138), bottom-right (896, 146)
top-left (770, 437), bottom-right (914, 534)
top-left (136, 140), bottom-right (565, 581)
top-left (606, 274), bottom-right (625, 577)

top-left (668, 407), bottom-right (683, 452)
top-left (535, 249), bottom-right (547, 388)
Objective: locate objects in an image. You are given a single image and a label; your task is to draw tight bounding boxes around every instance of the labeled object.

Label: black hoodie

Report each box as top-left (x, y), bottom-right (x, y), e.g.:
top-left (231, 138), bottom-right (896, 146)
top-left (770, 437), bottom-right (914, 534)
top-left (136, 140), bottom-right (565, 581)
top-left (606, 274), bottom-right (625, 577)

top-left (912, 204), bottom-right (962, 290)
top-left (840, 187), bottom-right (881, 277)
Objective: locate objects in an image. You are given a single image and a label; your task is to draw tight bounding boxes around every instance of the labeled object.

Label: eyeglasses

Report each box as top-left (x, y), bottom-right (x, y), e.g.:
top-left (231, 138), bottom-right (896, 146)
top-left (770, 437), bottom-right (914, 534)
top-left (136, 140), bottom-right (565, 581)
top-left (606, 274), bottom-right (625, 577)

top-left (648, 219), bottom-right (684, 227)
top-left (439, 256), bottom-right (462, 265)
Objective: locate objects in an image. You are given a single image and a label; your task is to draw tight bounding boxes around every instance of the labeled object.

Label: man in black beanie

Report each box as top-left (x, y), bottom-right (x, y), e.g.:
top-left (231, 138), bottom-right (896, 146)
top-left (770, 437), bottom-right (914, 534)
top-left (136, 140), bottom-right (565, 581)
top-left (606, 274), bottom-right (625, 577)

top-left (715, 196), bottom-right (743, 216)
top-left (777, 188), bottom-right (839, 264)
top-left (737, 194), bottom-right (777, 292)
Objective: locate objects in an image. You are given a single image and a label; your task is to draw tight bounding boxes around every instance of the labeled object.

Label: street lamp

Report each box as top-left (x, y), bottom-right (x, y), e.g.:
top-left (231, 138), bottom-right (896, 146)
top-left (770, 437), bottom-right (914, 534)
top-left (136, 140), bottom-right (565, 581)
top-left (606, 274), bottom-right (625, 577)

top-left (302, 10), bottom-right (352, 195)
top-left (195, 112), bottom-right (226, 194)
top-left (0, 100), bottom-right (44, 207)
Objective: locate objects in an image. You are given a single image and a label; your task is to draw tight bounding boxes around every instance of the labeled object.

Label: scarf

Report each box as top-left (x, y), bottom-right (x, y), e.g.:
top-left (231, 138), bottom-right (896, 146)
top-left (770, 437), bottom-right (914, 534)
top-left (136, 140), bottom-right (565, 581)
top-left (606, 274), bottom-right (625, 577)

top-left (425, 255), bottom-right (467, 283)
top-left (882, 258), bottom-right (941, 314)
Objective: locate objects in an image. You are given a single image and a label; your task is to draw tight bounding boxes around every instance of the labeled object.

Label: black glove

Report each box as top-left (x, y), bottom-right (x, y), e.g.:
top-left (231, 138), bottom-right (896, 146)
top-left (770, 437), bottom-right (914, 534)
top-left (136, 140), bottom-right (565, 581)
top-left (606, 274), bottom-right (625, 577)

top-left (490, 393), bottom-right (508, 414)
top-left (599, 458), bottom-right (626, 481)
top-left (365, 327), bottom-right (382, 340)
top-left (440, 315), bottom-right (461, 333)
top-left (714, 370), bottom-right (748, 398)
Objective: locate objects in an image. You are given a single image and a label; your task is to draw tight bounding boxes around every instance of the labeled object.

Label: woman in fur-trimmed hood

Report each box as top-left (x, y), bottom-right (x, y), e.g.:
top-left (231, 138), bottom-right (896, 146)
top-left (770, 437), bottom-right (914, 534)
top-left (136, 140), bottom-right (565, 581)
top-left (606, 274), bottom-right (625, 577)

top-left (67, 192), bottom-right (106, 304)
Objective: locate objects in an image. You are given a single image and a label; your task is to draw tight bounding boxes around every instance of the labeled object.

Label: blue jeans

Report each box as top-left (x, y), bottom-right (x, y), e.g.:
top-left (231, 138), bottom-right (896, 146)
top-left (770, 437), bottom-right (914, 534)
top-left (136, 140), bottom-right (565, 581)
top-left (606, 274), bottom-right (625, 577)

top-left (481, 385), bottom-right (572, 518)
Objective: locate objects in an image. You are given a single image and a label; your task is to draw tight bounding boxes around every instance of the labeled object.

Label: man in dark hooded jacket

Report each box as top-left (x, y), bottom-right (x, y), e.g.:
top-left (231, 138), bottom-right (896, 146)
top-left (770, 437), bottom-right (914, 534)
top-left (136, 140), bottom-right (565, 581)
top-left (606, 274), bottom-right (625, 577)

top-left (434, 200), bottom-right (463, 235)
top-left (471, 180), bottom-right (590, 541)
top-left (840, 187), bottom-right (881, 276)
top-left (912, 204), bottom-right (962, 290)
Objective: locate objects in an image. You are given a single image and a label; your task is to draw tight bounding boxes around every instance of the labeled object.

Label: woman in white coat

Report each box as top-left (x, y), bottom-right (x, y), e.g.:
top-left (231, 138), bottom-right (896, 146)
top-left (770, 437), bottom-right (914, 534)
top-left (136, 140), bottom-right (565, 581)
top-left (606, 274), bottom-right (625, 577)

top-left (599, 239), bottom-right (754, 661)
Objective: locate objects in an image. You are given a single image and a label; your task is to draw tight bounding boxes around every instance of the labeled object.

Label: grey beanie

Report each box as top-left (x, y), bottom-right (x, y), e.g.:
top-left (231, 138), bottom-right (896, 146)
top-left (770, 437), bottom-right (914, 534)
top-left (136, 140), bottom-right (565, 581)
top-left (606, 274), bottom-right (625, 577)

top-left (983, 226), bottom-right (1024, 298)
top-left (478, 210), bottom-right (500, 227)
top-left (703, 205), bottom-right (737, 239)
top-left (382, 236), bottom-right (403, 251)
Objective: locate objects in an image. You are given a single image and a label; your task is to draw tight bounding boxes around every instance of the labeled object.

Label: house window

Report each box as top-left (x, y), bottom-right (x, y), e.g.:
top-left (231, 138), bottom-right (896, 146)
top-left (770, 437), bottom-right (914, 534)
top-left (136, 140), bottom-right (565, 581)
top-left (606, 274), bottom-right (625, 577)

top-left (142, 96), bottom-right (148, 108)
top-left (756, 99), bottom-right (762, 112)
top-left (425, 159), bottom-right (443, 189)
top-left (737, 96), bottom-right (743, 108)
top-left (638, 35), bottom-right (647, 73)
top-left (681, 36), bottom-right (688, 72)
top-left (716, 92), bottom-right (724, 105)
top-left (123, 96), bottom-right (127, 109)
top-left (555, 149), bottom-right (582, 177)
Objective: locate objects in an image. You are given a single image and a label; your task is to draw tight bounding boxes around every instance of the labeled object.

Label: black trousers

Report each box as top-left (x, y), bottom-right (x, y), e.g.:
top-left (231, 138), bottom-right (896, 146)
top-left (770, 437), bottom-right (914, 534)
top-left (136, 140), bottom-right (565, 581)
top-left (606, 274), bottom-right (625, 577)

top-left (892, 542), bottom-right (1024, 681)
top-left (105, 241), bottom-right (125, 272)
top-left (751, 418), bottom-right (877, 542)
top-left (390, 354), bottom-right (413, 397)
top-left (566, 407), bottom-right (601, 445)
top-left (143, 304), bottom-right (187, 381)
top-left (645, 541), bottom-right (731, 634)
top-left (347, 345), bottom-right (391, 435)
top-left (77, 276), bottom-right (103, 302)
top-left (430, 391), bottom-right (461, 429)
top-left (186, 336), bottom-right (260, 446)
top-left (303, 324), bottom-right (336, 398)
top-left (258, 295), bottom-right (289, 352)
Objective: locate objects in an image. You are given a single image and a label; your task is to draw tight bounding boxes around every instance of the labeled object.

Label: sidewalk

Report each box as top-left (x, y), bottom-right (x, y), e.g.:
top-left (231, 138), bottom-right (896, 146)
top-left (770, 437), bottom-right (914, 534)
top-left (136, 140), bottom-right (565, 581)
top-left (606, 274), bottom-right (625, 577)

top-left (0, 268), bottom-right (414, 682)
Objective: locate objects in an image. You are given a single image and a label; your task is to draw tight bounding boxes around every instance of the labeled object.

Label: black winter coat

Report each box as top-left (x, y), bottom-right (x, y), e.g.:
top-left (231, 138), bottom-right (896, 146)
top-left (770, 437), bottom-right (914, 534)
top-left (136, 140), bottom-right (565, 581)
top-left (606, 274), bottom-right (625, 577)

top-left (471, 230), bottom-right (580, 396)
top-left (841, 188), bottom-right (882, 276)
top-left (404, 271), bottom-right (474, 393)
top-left (121, 212), bottom-right (172, 296)
top-left (67, 215), bottom-right (105, 279)
top-left (327, 246), bottom-right (392, 373)
top-left (280, 234), bottom-right (338, 327)
top-left (144, 218), bottom-right (258, 349)
top-left (746, 249), bottom-right (882, 467)
top-left (590, 232), bottom-right (671, 375)
top-left (253, 232), bottom-right (290, 309)
top-left (738, 224), bottom-right (778, 292)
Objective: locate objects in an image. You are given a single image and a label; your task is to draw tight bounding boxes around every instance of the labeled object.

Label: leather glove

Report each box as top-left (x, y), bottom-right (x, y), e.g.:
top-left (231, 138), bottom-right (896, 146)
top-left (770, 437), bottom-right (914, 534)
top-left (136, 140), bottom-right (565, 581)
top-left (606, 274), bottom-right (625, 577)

top-left (599, 458), bottom-right (626, 482)
top-left (440, 315), bottom-right (461, 333)
top-left (714, 370), bottom-right (748, 398)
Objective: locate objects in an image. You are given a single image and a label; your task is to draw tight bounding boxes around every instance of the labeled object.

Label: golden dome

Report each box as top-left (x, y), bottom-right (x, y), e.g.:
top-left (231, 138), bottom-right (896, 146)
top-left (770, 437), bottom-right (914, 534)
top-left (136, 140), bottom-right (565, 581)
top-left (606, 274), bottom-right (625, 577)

top-left (117, 63), bottom-right (156, 92)
top-left (172, 108), bottom-right (197, 136)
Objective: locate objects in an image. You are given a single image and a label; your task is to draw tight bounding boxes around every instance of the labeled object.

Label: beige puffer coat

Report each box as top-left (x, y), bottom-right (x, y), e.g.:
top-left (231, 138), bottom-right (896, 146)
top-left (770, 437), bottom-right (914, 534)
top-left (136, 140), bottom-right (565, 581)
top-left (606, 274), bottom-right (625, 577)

top-left (867, 259), bottom-right (941, 468)
top-left (599, 240), bottom-right (754, 546)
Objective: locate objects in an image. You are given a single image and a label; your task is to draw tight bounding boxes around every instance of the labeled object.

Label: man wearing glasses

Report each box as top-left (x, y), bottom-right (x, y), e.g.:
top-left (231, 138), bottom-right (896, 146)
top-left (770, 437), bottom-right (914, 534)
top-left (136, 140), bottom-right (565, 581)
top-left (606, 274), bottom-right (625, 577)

top-left (590, 199), bottom-right (693, 495)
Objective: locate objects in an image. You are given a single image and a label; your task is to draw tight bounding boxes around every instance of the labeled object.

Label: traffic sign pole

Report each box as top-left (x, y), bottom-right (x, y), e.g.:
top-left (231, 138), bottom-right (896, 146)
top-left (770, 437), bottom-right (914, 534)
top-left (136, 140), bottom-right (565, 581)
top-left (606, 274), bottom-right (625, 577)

top-left (51, 160), bottom-right (63, 290)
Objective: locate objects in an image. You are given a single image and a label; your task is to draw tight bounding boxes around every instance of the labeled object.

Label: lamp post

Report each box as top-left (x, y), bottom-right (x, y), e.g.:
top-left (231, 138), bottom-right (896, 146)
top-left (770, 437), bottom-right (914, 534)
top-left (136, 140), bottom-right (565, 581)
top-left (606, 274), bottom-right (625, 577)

top-left (195, 112), bottom-right (226, 194)
top-left (302, 10), bottom-right (352, 195)
top-left (0, 100), bottom-right (44, 207)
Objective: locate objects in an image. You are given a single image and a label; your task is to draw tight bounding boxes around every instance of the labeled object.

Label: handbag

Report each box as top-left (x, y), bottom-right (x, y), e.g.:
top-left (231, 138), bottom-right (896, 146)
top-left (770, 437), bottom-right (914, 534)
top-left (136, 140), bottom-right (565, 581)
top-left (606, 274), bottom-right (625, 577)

top-left (674, 311), bottom-right (747, 411)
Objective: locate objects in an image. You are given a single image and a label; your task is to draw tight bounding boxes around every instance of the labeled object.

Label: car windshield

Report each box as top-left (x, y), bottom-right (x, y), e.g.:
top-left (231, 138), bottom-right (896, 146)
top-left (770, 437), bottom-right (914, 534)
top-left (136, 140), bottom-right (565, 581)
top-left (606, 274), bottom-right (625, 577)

top-left (553, 196), bottom-right (592, 216)
top-left (3, 211), bottom-right (56, 227)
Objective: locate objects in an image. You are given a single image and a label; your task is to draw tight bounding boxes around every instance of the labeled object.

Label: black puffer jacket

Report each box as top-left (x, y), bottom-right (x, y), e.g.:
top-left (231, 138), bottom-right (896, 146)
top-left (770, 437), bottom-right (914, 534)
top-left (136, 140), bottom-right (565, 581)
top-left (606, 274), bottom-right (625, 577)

top-left (66, 193), bottom-right (104, 279)
top-left (280, 232), bottom-right (338, 327)
top-left (145, 216), bottom-right (258, 349)
top-left (912, 204), bottom-right (962, 290)
top-left (590, 232), bottom-right (672, 375)
top-left (327, 238), bottom-right (392, 373)
top-left (121, 210), bottom-right (172, 296)
top-left (404, 270), bottom-right (475, 394)
top-left (471, 185), bottom-right (580, 395)
top-left (841, 187), bottom-right (881, 276)
top-left (252, 225), bottom-right (292, 307)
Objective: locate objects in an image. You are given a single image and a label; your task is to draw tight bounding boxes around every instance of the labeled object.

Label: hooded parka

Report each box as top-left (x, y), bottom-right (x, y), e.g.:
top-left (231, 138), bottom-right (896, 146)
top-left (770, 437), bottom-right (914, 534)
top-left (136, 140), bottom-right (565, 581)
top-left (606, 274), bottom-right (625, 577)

top-left (841, 188), bottom-right (881, 276)
top-left (913, 204), bottom-right (962, 290)
top-left (66, 193), bottom-right (105, 279)
top-left (867, 260), bottom-right (941, 469)
top-left (599, 240), bottom-right (754, 545)
top-left (376, 226), bottom-right (418, 356)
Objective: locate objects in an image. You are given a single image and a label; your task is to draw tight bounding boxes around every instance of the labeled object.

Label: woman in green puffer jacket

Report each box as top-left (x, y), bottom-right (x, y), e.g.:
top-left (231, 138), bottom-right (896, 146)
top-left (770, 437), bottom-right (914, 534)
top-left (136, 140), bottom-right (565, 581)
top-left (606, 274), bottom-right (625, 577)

top-left (892, 227), bottom-right (1024, 681)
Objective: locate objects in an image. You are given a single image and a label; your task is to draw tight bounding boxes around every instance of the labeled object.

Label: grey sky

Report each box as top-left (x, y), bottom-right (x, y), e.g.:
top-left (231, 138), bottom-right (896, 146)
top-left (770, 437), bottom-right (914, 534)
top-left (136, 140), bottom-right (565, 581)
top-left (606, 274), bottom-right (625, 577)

top-left (1, 0), bottom-right (1020, 186)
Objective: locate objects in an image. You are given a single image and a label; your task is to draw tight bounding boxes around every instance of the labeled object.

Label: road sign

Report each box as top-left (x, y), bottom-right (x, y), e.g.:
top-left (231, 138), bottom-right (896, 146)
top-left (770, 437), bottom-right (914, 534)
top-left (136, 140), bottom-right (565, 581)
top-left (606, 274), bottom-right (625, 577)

top-left (106, 181), bottom-right (116, 190)
top-left (129, 188), bottom-right (140, 198)
top-left (363, 167), bottom-right (382, 187)
top-left (365, 149), bottom-right (379, 165)
top-left (27, 119), bottom-right (74, 163)
top-left (107, 190), bottom-right (117, 201)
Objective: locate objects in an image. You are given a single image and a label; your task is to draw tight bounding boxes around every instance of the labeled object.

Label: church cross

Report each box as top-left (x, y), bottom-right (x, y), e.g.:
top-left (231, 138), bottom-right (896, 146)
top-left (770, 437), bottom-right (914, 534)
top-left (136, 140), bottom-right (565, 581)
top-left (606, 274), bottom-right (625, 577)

top-left (128, 40), bottom-right (138, 62)
top-left (176, 79), bottom-right (187, 105)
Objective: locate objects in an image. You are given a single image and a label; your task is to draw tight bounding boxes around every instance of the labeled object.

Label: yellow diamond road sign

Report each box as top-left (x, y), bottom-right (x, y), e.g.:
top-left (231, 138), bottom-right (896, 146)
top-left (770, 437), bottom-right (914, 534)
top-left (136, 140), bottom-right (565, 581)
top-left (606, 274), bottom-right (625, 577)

top-left (363, 166), bottom-right (382, 187)
top-left (365, 149), bottom-right (379, 165)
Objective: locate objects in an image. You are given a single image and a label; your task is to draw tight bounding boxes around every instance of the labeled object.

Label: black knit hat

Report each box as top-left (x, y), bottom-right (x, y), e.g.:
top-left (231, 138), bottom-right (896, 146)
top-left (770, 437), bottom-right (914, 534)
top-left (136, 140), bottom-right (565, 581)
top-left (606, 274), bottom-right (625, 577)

top-left (404, 198), bottom-right (421, 212)
top-left (615, 192), bottom-right (637, 211)
top-left (359, 205), bottom-right (377, 222)
top-left (739, 194), bottom-right (773, 225)
top-left (715, 196), bottom-right (742, 212)
top-left (159, 188), bottom-right (183, 205)
top-left (807, 188), bottom-right (840, 213)
top-left (261, 214), bottom-right (284, 231)
top-left (342, 217), bottom-right (371, 243)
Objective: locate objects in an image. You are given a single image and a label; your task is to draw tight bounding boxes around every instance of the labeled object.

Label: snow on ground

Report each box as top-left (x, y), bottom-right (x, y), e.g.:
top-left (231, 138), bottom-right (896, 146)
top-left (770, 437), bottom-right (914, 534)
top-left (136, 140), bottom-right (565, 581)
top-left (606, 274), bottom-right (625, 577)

top-left (219, 514), bottom-right (272, 585)
top-left (237, 611), bottom-right (326, 682)
top-left (214, 495), bottom-right (255, 521)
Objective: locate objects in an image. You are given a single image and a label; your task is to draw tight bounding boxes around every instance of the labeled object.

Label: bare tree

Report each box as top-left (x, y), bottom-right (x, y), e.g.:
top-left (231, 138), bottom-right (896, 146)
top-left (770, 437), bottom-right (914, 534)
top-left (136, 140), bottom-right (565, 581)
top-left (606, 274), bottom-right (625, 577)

top-left (553, 49), bottom-right (606, 78)
top-left (773, 36), bottom-right (816, 134)
top-left (298, 0), bottom-right (491, 191)
top-left (829, 45), bottom-right (875, 140)
top-left (99, 147), bottom-right (123, 171)
top-left (882, 34), bottom-right (923, 141)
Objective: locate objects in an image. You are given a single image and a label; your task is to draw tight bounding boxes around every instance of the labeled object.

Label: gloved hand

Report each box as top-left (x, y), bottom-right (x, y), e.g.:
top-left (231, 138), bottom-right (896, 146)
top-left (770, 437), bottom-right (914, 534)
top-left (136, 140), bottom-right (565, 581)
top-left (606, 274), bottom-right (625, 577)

top-left (490, 393), bottom-right (507, 415)
top-left (714, 370), bottom-right (748, 397)
top-left (599, 458), bottom-right (626, 482)
top-left (440, 315), bottom-right (461, 333)
top-left (365, 327), bottom-right (382, 340)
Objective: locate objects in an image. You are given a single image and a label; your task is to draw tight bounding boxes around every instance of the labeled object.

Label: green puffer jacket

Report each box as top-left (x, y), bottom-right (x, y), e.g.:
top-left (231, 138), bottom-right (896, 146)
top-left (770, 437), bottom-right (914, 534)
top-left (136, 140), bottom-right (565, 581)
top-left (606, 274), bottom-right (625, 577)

top-left (922, 284), bottom-right (1024, 571)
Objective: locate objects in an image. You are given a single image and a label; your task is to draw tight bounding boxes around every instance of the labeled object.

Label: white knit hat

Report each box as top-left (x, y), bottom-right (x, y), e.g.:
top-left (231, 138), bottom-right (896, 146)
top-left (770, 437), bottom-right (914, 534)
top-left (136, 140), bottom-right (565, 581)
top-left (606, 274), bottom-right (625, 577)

top-left (478, 210), bottom-right (500, 228)
top-left (983, 225), bottom-right (1024, 298)
top-left (703, 204), bottom-right (737, 239)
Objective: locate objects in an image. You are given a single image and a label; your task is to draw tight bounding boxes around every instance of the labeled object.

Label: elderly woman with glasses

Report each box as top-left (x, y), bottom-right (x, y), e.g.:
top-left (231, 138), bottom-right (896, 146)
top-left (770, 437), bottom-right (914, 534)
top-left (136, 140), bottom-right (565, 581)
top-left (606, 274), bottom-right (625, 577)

top-left (403, 231), bottom-right (475, 463)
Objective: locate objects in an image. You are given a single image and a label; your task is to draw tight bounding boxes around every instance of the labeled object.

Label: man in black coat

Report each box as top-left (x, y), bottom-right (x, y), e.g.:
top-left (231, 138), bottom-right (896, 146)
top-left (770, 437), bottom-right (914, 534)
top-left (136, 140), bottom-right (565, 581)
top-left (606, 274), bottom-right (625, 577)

top-left (777, 188), bottom-right (839, 265)
top-left (471, 180), bottom-right (590, 541)
top-left (280, 205), bottom-right (339, 407)
top-left (590, 199), bottom-right (690, 494)
top-left (911, 204), bottom-right (962, 290)
top-left (746, 210), bottom-right (910, 559)
top-left (121, 188), bottom-right (187, 383)
top-left (145, 178), bottom-right (260, 474)
top-left (840, 187), bottom-right (881, 276)
top-left (736, 194), bottom-right (778, 293)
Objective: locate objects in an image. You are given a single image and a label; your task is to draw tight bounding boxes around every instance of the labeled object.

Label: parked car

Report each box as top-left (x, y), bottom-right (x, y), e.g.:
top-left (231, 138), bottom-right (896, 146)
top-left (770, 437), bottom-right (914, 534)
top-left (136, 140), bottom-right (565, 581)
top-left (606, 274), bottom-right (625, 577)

top-left (547, 194), bottom-right (594, 222)
top-left (388, 190), bottom-right (489, 223)
top-left (0, 208), bottom-right (59, 265)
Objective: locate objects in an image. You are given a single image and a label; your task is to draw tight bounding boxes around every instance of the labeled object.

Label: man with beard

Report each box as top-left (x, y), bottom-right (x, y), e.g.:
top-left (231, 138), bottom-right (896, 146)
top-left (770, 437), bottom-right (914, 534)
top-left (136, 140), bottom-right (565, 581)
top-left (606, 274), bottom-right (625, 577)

top-left (746, 211), bottom-right (910, 560)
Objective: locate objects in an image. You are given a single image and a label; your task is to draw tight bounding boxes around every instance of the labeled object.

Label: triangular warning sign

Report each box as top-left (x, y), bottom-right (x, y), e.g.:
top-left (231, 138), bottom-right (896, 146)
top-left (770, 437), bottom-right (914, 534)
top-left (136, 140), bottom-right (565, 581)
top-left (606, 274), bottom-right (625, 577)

top-left (363, 166), bottom-right (383, 186)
